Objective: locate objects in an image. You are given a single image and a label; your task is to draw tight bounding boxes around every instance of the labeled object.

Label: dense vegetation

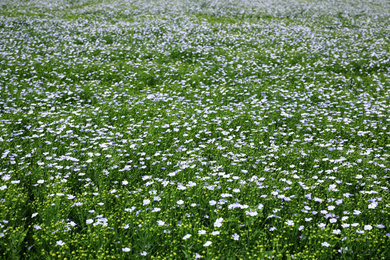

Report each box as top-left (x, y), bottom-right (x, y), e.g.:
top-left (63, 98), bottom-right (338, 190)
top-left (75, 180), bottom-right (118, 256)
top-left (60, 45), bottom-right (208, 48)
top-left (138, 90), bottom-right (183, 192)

top-left (1, 0), bottom-right (390, 259)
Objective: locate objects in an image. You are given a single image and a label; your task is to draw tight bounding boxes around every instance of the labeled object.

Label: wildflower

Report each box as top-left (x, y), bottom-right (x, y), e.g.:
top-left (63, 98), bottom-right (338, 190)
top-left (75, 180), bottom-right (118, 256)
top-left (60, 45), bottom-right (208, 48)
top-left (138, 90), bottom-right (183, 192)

top-left (203, 241), bottom-right (212, 247)
top-left (122, 248), bottom-right (131, 252)
top-left (285, 220), bottom-right (294, 226)
top-left (140, 251), bottom-right (147, 256)
top-left (245, 210), bottom-right (258, 217)
top-left (198, 230), bottom-right (206, 235)
top-left (341, 223), bottom-right (350, 228)
top-left (31, 213), bottom-right (38, 218)
top-left (232, 233), bottom-right (239, 240)
top-left (338, 247), bottom-right (351, 254)
top-left (86, 219), bottom-right (93, 224)
top-left (214, 218), bottom-right (223, 228)
top-left (298, 225), bottom-right (304, 231)
top-left (209, 200), bottom-right (217, 206)
top-left (269, 227), bottom-right (277, 231)
top-left (183, 234), bottom-right (192, 240)
top-left (157, 220), bottom-right (165, 226)
top-left (56, 240), bottom-right (65, 246)
top-left (177, 200), bottom-right (184, 205)
top-left (368, 202), bottom-right (378, 209)
top-left (143, 199), bottom-right (151, 206)
top-left (332, 229), bottom-right (341, 235)
top-left (364, 225), bottom-right (372, 231)
top-left (321, 242), bottom-right (330, 247)
top-left (195, 253), bottom-right (202, 259)
top-left (211, 231), bottom-right (220, 235)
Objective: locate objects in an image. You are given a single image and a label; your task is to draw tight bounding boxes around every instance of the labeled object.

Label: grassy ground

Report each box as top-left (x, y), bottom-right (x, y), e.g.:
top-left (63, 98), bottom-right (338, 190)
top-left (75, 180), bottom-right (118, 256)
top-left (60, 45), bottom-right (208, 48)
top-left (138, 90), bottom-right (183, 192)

top-left (1, 0), bottom-right (390, 259)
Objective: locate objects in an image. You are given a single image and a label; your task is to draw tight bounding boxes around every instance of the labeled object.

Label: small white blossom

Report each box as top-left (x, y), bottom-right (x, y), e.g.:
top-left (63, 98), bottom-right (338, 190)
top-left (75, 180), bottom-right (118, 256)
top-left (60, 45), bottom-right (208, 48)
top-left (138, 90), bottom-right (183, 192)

top-left (232, 233), bottom-right (240, 240)
top-left (203, 241), bottom-right (212, 247)
top-left (183, 234), bottom-right (192, 240)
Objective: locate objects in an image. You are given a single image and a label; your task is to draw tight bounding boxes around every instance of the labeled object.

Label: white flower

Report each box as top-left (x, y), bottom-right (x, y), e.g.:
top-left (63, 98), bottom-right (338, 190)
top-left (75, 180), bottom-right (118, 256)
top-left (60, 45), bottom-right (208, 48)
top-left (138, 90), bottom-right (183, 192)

top-left (233, 189), bottom-right (240, 193)
top-left (232, 233), bottom-right (240, 240)
top-left (143, 199), bottom-right (151, 206)
top-left (183, 234), bottom-right (192, 240)
top-left (338, 247), bottom-right (351, 254)
top-left (37, 180), bottom-right (44, 184)
top-left (269, 227), bottom-right (277, 231)
top-left (177, 200), bottom-right (184, 205)
top-left (203, 241), bottom-right (212, 247)
top-left (56, 240), bottom-right (65, 246)
top-left (157, 220), bottom-right (165, 226)
top-left (198, 230), bottom-right (206, 235)
top-left (209, 200), bottom-right (217, 206)
top-left (86, 219), bottom-right (93, 224)
top-left (318, 223), bottom-right (326, 229)
top-left (364, 225), bottom-right (372, 231)
top-left (341, 223), bottom-right (350, 228)
top-left (122, 180), bottom-right (128, 185)
top-left (211, 231), bottom-right (220, 235)
top-left (245, 210), bottom-right (258, 217)
top-left (321, 242), bottom-right (330, 247)
top-left (368, 202), bottom-right (378, 209)
top-left (122, 248), bottom-right (131, 252)
top-left (353, 210), bottom-right (361, 215)
top-left (214, 218), bottom-right (223, 228)
top-left (329, 218), bottom-right (337, 223)
top-left (305, 218), bottom-right (312, 222)
top-left (31, 213), bottom-right (38, 218)
top-left (332, 229), bottom-right (341, 235)
top-left (258, 204), bottom-right (264, 210)
top-left (140, 251), bottom-right (147, 256)
top-left (285, 220), bottom-right (294, 226)
top-left (298, 225), bottom-right (304, 231)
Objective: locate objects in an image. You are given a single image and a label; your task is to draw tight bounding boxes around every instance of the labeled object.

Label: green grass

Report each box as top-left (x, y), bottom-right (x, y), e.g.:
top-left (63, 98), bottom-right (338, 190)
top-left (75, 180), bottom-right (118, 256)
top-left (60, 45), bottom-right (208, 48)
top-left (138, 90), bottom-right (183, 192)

top-left (0, 0), bottom-right (390, 259)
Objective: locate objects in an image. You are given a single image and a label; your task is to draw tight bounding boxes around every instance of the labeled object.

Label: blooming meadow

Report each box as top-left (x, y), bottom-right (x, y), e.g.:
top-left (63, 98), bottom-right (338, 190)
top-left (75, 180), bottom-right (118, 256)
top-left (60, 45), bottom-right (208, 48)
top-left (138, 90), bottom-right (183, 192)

top-left (1, 0), bottom-right (390, 259)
